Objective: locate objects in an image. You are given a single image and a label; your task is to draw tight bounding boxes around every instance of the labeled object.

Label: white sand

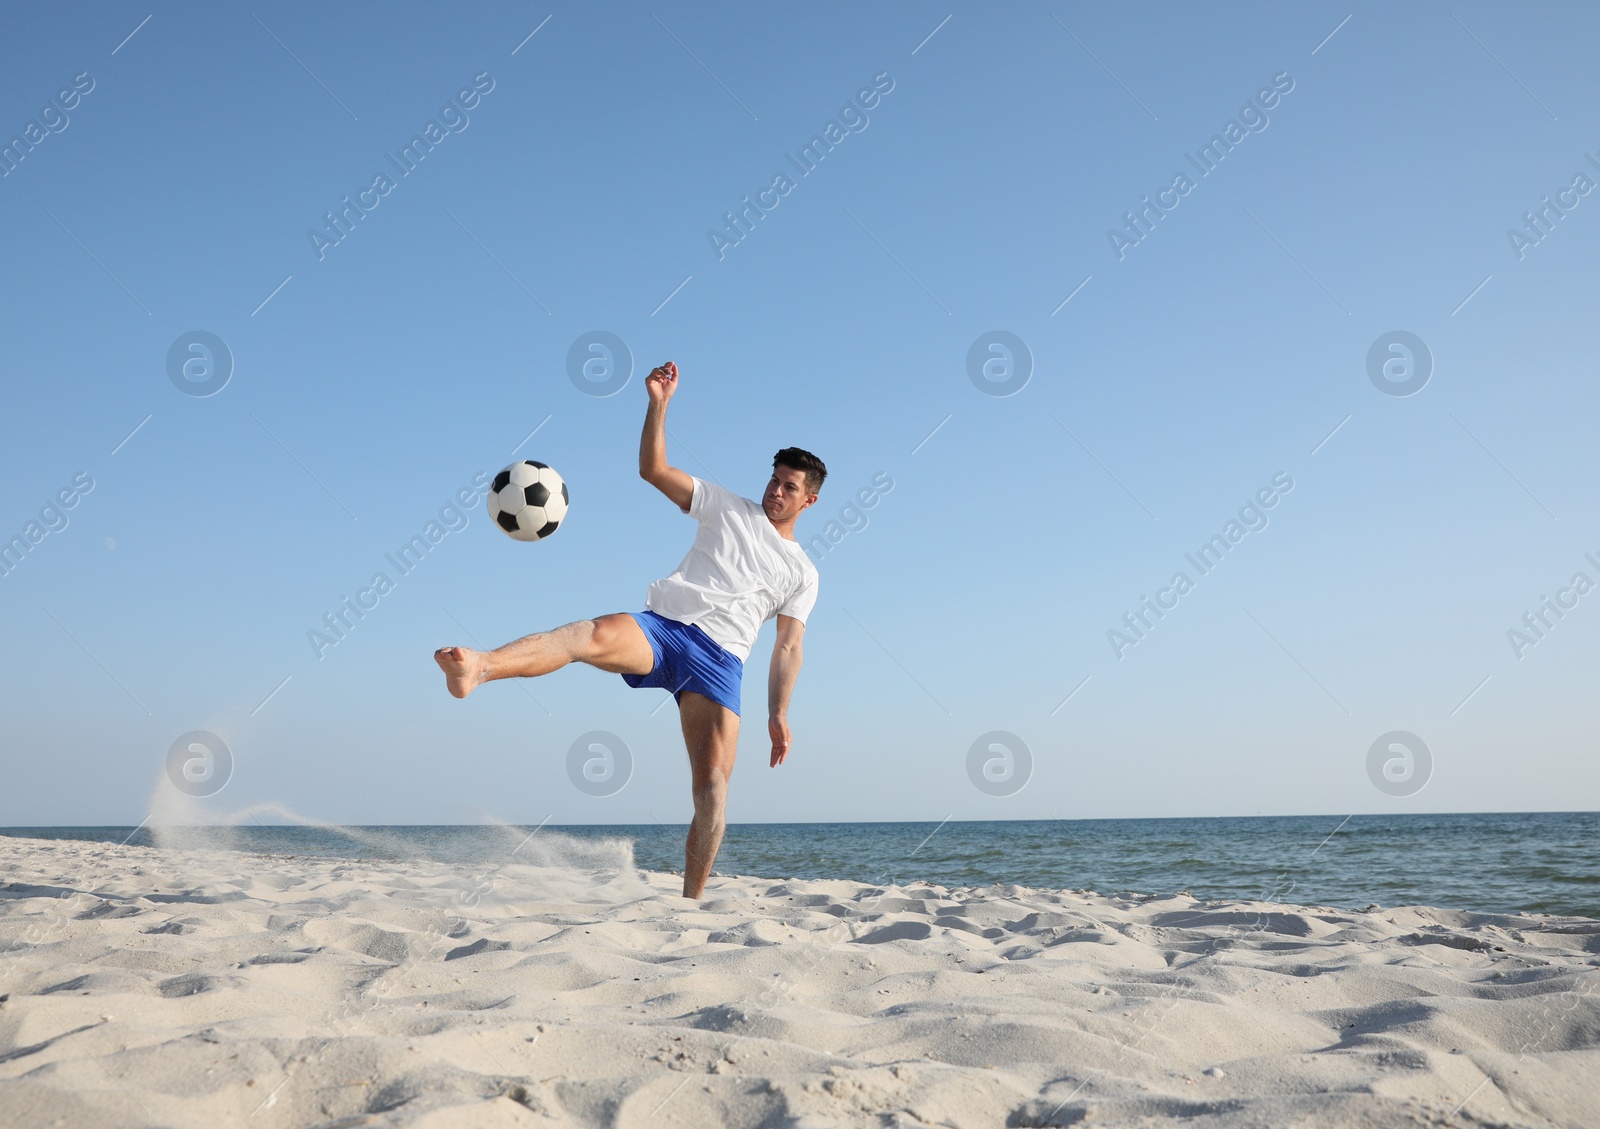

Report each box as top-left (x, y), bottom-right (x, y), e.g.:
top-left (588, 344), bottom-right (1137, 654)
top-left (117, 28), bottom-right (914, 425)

top-left (2, 834), bottom-right (1597, 1128)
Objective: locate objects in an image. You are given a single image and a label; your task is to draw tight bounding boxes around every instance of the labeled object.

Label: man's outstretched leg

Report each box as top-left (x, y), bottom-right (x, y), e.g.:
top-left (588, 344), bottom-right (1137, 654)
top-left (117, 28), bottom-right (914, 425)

top-left (678, 690), bottom-right (740, 899)
top-left (434, 614), bottom-right (653, 698)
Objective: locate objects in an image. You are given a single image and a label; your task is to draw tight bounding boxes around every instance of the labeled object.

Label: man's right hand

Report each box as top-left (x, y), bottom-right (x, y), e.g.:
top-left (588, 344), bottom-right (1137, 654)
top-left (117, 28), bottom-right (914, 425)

top-left (639, 361), bottom-right (693, 511)
top-left (646, 361), bottom-right (678, 404)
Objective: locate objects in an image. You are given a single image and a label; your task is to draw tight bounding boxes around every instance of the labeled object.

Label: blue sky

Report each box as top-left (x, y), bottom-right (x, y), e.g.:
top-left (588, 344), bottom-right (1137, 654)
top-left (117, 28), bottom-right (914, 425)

top-left (3, 2), bottom-right (1598, 828)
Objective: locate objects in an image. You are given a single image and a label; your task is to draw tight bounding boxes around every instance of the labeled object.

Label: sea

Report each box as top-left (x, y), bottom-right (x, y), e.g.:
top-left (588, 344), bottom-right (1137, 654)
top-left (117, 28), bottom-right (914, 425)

top-left (5, 812), bottom-right (1598, 919)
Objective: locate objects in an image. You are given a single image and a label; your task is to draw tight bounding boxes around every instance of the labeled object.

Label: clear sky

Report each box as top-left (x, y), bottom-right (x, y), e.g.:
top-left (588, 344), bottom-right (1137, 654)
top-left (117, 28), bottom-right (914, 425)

top-left (3, 2), bottom-right (1598, 829)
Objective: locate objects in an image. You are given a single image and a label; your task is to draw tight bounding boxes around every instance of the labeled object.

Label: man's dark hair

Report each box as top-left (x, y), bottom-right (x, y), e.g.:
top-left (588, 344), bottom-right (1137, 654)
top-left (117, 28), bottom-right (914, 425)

top-left (774, 447), bottom-right (827, 494)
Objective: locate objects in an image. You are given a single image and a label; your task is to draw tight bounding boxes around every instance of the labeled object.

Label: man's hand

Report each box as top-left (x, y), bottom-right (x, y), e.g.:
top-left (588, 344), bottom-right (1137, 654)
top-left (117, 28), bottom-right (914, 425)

top-left (639, 361), bottom-right (692, 510)
top-left (646, 361), bottom-right (678, 405)
top-left (768, 714), bottom-right (791, 767)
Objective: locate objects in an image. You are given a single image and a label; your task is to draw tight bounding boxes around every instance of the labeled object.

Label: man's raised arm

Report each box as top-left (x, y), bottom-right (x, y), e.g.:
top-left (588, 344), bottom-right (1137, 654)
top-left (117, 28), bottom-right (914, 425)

top-left (639, 362), bottom-right (694, 512)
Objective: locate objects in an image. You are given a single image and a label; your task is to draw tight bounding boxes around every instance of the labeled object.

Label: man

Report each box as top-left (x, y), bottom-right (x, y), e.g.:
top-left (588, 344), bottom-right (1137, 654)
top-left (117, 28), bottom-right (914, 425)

top-left (433, 361), bottom-right (824, 899)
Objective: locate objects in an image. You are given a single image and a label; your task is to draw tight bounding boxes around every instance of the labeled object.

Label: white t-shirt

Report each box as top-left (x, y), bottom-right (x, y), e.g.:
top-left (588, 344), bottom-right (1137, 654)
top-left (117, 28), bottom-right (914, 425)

top-left (645, 477), bottom-right (820, 662)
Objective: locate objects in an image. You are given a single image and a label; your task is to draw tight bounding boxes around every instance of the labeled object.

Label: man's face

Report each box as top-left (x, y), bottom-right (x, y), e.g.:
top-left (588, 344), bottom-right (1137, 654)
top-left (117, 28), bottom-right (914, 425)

top-left (763, 465), bottom-right (817, 522)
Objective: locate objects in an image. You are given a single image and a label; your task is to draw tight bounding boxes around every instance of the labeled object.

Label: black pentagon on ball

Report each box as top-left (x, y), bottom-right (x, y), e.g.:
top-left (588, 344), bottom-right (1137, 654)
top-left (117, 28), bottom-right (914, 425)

top-left (535, 518), bottom-right (561, 539)
top-left (496, 511), bottom-right (520, 533)
top-left (560, 482), bottom-right (569, 504)
top-left (524, 460), bottom-right (547, 470)
top-left (492, 469), bottom-right (511, 493)
top-left (526, 481), bottom-right (550, 507)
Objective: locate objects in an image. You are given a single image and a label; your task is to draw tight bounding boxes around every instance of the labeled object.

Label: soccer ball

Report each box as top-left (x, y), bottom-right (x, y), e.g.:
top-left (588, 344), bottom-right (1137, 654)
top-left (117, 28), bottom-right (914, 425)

top-left (487, 460), bottom-right (568, 541)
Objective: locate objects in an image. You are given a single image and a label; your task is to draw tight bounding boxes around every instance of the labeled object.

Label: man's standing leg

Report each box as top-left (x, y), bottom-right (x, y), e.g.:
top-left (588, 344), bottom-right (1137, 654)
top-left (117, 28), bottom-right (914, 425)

top-left (677, 691), bottom-right (739, 899)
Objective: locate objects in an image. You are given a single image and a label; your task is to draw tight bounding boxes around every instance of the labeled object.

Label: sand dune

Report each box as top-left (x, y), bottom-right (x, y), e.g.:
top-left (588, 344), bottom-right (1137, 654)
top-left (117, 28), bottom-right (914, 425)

top-left (2, 834), bottom-right (1597, 1128)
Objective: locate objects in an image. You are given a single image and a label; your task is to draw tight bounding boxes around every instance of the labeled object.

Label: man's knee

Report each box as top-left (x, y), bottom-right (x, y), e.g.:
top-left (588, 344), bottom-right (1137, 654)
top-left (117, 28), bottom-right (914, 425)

top-left (580, 615), bottom-right (636, 661)
top-left (573, 617), bottom-right (610, 655)
top-left (692, 775), bottom-right (729, 815)
top-left (586, 613), bottom-right (650, 668)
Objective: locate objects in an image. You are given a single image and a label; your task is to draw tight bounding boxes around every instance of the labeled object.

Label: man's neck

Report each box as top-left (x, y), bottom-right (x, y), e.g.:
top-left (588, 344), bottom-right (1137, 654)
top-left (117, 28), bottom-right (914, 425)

top-left (767, 515), bottom-right (798, 542)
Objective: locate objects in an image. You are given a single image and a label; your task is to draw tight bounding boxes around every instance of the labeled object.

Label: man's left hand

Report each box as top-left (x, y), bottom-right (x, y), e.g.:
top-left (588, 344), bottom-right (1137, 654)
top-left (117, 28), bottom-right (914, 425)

top-left (768, 714), bottom-right (791, 767)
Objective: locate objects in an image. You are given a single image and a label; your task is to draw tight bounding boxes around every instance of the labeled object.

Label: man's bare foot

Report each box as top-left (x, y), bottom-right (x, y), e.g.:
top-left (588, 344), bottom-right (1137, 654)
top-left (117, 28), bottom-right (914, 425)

top-left (434, 646), bottom-right (488, 698)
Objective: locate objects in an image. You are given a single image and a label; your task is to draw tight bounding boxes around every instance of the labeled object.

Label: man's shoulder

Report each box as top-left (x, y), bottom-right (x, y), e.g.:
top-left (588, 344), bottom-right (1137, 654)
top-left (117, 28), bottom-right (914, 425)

top-left (692, 476), bottom-right (758, 513)
top-left (786, 542), bottom-right (820, 584)
top-left (796, 546), bottom-right (819, 576)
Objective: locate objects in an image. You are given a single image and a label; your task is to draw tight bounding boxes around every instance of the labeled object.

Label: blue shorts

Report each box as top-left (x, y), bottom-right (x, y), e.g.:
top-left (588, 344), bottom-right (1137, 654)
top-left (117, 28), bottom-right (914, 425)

top-left (620, 610), bottom-right (743, 716)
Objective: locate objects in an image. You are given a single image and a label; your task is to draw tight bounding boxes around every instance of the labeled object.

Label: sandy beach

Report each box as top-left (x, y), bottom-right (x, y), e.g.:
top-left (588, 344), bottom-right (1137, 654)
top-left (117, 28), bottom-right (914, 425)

top-left (2, 834), bottom-right (1597, 1128)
